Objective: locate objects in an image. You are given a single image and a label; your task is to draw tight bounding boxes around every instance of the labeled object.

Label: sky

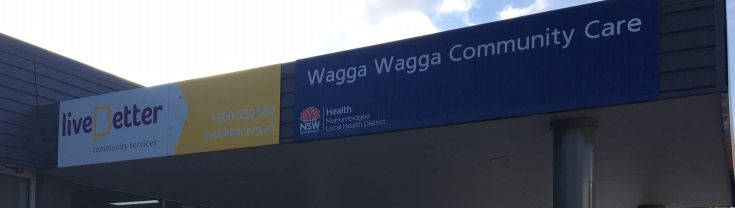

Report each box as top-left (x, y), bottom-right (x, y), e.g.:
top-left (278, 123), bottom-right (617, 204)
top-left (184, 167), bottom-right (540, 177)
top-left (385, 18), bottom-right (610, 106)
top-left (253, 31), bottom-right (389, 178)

top-left (0, 0), bottom-right (671, 87)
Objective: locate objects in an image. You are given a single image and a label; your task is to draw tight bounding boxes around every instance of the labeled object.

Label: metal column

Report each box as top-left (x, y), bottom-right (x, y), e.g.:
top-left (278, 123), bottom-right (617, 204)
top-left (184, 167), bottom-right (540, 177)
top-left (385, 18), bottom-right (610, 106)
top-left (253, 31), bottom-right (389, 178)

top-left (551, 118), bottom-right (598, 208)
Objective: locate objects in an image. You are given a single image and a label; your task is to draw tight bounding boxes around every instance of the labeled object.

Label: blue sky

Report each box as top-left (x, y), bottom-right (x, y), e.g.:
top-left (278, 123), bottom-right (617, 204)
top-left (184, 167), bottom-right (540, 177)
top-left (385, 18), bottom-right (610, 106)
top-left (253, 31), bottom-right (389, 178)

top-left (0, 0), bottom-right (708, 87)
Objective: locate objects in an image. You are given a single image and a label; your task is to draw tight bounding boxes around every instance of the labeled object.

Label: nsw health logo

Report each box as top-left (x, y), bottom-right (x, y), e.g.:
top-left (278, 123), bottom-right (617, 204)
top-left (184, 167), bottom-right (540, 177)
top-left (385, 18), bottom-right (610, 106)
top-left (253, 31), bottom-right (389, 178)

top-left (299, 106), bottom-right (321, 134)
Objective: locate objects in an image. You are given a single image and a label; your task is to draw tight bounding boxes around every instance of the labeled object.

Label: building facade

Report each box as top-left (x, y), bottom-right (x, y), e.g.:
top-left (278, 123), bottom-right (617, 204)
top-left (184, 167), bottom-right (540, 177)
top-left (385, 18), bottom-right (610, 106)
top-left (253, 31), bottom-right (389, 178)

top-left (0, 0), bottom-right (732, 207)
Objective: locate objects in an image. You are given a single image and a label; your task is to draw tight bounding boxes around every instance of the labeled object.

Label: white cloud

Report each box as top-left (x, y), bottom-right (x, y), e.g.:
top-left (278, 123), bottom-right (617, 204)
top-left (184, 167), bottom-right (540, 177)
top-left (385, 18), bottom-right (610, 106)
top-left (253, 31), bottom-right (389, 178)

top-left (437, 0), bottom-right (475, 26)
top-left (331, 0), bottom-right (439, 49)
top-left (0, 0), bottom-right (608, 86)
top-left (0, 0), bottom-right (438, 86)
top-left (438, 0), bottom-right (474, 12)
top-left (497, 0), bottom-right (548, 20)
top-left (496, 0), bottom-right (602, 20)
top-left (339, 11), bottom-right (439, 49)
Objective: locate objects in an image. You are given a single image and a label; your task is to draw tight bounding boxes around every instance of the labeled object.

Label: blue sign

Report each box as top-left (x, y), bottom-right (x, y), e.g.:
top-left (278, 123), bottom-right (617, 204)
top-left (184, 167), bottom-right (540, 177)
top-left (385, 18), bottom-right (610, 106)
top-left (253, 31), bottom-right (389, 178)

top-left (294, 0), bottom-right (659, 141)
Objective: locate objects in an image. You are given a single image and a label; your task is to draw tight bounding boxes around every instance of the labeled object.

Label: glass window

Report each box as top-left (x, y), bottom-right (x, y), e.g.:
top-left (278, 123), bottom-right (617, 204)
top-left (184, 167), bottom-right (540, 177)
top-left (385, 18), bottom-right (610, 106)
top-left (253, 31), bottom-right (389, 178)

top-left (0, 174), bottom-right (30, 208)
top-left (72, 185), bottom-right (161, 208)
top-left (164, 200), bottom-right (209, 208)
top-left (71, 185), bottom-right (210, 208)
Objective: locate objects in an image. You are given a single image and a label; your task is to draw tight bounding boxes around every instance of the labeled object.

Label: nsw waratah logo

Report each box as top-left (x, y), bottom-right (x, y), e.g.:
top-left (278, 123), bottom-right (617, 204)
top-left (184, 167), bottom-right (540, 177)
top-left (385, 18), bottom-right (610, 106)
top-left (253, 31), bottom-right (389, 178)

top-left (299, 107), bottom-right (321, 134)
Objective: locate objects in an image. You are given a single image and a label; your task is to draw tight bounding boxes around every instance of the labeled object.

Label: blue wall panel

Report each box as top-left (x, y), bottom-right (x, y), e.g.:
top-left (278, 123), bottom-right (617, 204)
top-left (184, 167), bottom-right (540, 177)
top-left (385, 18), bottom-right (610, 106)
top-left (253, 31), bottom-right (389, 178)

top-left (0, 34), bottom-right (141, 169)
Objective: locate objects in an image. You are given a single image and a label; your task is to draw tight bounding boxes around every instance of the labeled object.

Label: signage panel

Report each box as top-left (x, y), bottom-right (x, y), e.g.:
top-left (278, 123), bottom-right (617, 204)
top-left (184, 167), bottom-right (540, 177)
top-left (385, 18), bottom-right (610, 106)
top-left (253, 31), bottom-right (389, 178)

top-left (294, 0), bottom-right (659, 140)
top-left (58, 65), bottom-right (281, 167)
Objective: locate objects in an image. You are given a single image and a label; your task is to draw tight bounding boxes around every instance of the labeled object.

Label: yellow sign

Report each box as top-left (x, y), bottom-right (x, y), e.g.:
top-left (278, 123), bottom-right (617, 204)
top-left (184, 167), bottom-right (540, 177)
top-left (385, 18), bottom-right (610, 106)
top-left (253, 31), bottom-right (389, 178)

top-left (175, 65), bottom-right (281, 155)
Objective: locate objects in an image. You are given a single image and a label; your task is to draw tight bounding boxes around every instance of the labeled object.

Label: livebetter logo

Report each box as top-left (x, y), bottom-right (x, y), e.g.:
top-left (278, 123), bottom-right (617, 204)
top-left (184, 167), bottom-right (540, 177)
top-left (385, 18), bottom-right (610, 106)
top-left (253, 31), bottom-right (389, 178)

top-left (299, 107), bottom-right (321, 134)
top-left (61, 104), bottom-right (164, 141)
